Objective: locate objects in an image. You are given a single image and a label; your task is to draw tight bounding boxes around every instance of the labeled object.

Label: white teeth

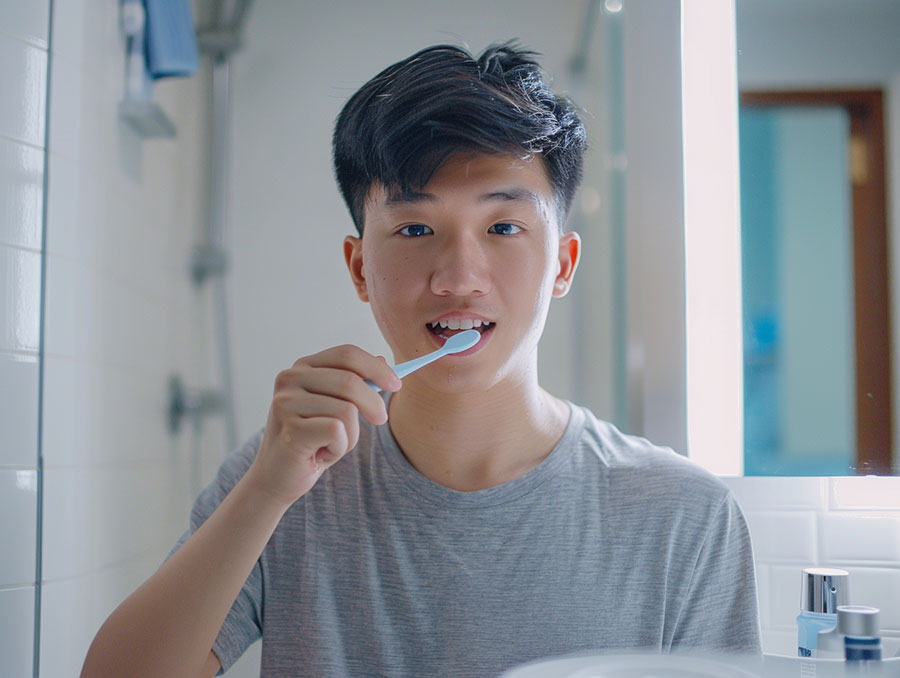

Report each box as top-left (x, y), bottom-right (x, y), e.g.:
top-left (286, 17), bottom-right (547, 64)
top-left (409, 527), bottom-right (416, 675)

top-left (429, 318), bottom-right (491, 330)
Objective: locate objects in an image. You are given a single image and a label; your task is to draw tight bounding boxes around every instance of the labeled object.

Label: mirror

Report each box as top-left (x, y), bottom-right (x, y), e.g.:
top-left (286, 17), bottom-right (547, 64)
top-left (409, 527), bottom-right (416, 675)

top-left (735, 0), bottom-right (900, 475)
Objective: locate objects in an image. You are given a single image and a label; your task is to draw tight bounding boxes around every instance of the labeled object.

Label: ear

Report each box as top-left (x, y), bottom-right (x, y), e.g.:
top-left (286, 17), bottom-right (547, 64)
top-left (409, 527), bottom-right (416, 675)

top-left (343, 235), bottom-right (369, 302)
top-left (552, 231), bottom-right (581, 298)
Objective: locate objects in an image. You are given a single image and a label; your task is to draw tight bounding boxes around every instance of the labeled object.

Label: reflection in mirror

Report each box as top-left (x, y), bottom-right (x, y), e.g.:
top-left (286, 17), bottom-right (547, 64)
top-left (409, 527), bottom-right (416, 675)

top-left (735, 0), bottom-right (900, 475)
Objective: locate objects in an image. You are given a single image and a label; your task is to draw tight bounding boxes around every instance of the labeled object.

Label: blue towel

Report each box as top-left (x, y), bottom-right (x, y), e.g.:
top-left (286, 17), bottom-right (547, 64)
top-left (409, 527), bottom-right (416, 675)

top-left (143, 0), bottom-right (199, 79)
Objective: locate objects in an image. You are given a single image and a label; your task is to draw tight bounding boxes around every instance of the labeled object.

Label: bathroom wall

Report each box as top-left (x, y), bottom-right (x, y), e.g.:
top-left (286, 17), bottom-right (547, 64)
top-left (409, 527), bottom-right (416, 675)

top-left (36, 0), bottom-right (220, 675)
top-left (725, 476), bottom-right (900, 657)
top-left (0, 2), bottom-right (49, 675)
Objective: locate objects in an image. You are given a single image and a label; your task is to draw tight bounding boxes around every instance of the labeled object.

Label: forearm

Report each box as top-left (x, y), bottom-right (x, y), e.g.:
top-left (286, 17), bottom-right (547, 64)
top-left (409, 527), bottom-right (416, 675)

top-left (81, 470), bottom-right (288, 678)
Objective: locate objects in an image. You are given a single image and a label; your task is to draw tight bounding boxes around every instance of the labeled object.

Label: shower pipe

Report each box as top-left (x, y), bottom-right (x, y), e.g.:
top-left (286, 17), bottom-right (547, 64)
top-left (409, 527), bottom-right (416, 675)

top-left (168, 0), bottom-right (254, 455)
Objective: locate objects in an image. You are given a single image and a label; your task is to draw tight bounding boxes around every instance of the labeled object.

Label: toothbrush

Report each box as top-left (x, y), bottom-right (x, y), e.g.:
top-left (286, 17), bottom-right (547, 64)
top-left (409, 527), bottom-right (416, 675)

top-left (366, 329), bottom-right (481, 392)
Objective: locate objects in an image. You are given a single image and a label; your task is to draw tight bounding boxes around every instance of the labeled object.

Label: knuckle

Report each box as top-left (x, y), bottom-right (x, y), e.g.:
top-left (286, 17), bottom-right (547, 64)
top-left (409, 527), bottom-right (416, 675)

top-left (336, 370), bottom-right (358, 393)
top-left (334, 344), bottom-right (361, 364)
top-left (273, 370), bottom-right (289, 391)
top-left (271, 392), bottom-right (292, 412)
top-left (338, 400), bottom-right (357, 423)
top-left (324, 418), bottom-right (345, 441)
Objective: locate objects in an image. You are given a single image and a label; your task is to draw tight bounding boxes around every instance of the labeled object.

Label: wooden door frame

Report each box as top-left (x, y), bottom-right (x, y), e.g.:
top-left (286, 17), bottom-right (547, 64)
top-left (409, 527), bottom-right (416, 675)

top-left (740, 89), bottom-right (893, 474)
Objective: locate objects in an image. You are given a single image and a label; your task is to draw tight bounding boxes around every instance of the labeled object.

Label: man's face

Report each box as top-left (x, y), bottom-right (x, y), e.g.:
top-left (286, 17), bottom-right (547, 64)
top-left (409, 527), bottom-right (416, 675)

top-left (344, 153), bottom-right (580, 393)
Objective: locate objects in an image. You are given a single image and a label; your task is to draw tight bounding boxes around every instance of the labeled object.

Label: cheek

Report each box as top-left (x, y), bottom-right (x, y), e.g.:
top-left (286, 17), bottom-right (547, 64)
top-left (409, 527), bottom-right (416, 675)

top-left (364, 252), bottom-right (421, 319)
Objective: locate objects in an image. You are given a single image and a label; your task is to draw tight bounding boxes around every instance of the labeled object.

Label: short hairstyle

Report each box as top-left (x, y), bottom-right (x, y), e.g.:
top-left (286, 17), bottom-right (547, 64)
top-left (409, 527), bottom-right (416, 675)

top-left (332, 41), bottom-right (587, 235)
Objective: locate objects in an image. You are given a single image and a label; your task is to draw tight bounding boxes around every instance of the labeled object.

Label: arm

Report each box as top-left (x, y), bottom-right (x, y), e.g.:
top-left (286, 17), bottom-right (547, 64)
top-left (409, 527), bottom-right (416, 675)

top-left (81, 346), bottom-right (401, 678)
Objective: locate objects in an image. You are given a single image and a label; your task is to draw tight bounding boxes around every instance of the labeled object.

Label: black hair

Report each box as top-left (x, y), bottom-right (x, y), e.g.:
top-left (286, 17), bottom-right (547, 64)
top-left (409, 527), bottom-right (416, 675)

top-left (332, 41), bottom-right (587, 234)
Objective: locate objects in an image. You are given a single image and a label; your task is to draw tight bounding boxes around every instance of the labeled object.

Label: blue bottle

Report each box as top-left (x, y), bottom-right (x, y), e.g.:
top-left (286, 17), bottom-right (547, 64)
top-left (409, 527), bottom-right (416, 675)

top-left (797, 568), bottom-right (849, 657)
top-left (839, 605), bottom-right (882, 674)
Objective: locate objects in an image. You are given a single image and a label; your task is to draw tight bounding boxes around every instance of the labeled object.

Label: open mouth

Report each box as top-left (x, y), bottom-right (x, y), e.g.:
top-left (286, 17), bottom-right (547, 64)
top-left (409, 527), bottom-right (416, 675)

top-left (427, 319), bottom-right (496, 339)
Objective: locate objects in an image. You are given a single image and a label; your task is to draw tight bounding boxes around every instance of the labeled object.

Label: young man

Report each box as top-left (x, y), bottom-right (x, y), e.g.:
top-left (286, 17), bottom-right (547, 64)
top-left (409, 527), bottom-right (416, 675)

top-left (83, 43), bottom-right (761, 678)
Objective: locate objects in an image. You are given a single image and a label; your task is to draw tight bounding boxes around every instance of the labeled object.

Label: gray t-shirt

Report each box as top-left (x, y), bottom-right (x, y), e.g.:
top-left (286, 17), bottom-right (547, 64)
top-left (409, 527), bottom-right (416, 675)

top-left (171, 400), bottom-right (761, 677)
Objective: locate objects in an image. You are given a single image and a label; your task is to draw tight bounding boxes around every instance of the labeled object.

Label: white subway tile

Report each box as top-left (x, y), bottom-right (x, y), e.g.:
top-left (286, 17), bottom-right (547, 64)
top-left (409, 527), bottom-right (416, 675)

top-left (41, 355), bottom-right (94, 467)
top-left (0, 586), bottom-right (34, 677)
top-left (744, 510), bottom-right (817, 563)
top-left (0, 470), bottom-right (37, 585)
top-left (43, 253), bottom-right (96, 360)
top-left (45, 153), bottom-right (95, 261)
top-left (0, 35), bottom-right (47, 147)
top-left (48, 0), bottom-right (86, 65)
top-left (0, 137), bottom-right (43, 250)
top-left (829, 477), bottom-right (900, 511)
top-left (42, 464), bottom-right (176, 582)
top-left (91, 364), bottom-right (173, 465)
top-left (46, 55), bottom-right (85, 162)
top-left (44, 357), bottom-right (179, 467)
top-left (883, 634), bottom-right (900, 658)
top-left (819, 513), bottom-right (900, 564)
top-left (756, 564), bottom-right (772, 629)
top-left (41, 554), bottom-right (160, 678)
top-left (761, 629), bottom-right (797, 657)
top-left (0, 0), bottom-right (49, 48)
top-left (723, 477), bottom-right (826, 511)
top-left (94, 274), bottom-right (169, 375)
top-left (0, 351), bottom-right (39, 467)
top-left (769, 565), bottom-right (804, 631)
top-left (0, 244), bottom-right (41, 352)
top-left (836, 567), bottom-right (900, 632)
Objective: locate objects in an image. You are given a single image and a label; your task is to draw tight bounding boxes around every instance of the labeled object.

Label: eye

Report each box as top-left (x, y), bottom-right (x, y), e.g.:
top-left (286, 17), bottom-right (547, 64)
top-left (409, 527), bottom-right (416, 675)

top-left (488, 222), bottom-right (522, 235)
top-left (398, 224), bottom-right (433, 237)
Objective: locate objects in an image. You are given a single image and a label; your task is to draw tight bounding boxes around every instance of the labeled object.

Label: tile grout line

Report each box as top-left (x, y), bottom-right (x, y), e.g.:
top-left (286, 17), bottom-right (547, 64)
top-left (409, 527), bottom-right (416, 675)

top-left (32, 1), bottom-right (54, 675)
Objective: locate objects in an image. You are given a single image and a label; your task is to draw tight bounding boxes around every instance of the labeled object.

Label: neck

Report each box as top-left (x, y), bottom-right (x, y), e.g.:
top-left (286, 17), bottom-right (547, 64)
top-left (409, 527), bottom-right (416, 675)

top-left (387, 369), bottom-right (569, 492)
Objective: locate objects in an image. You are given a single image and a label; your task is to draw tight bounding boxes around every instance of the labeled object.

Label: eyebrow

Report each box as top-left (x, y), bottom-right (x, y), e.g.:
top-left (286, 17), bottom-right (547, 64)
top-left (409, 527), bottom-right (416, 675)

top-left (383, 190), bottom-right (437, 208)
top-left (383, 186), bottom-right (541, 209)
top-left (478, 187), bottom-right (542, 206)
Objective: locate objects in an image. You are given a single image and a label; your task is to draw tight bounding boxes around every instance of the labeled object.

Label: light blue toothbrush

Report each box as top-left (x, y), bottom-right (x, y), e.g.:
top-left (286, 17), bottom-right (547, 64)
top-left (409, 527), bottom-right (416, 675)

top-left (366, 329), bottom-right (481, 392)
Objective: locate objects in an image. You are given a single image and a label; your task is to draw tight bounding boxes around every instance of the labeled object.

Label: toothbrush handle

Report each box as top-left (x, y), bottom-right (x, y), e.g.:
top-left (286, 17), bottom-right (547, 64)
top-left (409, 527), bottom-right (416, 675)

top-left (364, 350), bottom-right (446, 392)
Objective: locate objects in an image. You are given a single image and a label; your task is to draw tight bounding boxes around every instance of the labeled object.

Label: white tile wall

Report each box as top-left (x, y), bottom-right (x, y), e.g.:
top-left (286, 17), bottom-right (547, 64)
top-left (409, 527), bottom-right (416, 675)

top-left (0, 470), bottom-right (37, 585)
top-left (0, 136), bottom-right (43, 250)
top-left (36, 0), bottom-right (218, 675)
top-left (0, 16), bottom-right (45, 678)
top-left (0, 586), bottom-right (36, 678)
top-left (0, 33), bottom-right (47, 147)
top-left (724, 476), bottom-right (900, 658)
top-left (0, 352), bottom-right (39, 467)
top-left (0, 0), bottom-right (49, 48)
top-left (0, 244), bottom-right (42, 353)
top-left (40, 550), bottom-right (164, 678)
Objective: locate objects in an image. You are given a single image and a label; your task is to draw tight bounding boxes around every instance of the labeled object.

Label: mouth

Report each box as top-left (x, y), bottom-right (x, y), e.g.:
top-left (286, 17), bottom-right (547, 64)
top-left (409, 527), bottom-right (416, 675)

top-left (426, 318), bottom-right (496, 354)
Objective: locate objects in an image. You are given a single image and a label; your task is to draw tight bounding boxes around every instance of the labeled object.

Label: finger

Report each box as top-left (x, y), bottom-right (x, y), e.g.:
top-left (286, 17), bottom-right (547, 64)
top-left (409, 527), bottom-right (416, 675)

top-left (292, 366), bottom-right (390, 426)
top-left (301, 344), bottom-right (402, 393)
top-left (273, 391), bottom-right (361, 453)
top-left (287, 416), bottom-right (350, 464)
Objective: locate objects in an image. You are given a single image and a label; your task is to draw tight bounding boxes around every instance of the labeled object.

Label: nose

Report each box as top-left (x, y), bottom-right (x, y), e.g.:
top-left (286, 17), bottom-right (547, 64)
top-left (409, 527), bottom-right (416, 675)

top-left (429, 233), bottom-right (492, 297)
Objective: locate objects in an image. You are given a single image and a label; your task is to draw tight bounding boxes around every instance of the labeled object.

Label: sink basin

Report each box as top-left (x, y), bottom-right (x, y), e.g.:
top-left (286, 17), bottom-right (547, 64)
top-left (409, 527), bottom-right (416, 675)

top-left (499, 653), bottom-right (764, 678)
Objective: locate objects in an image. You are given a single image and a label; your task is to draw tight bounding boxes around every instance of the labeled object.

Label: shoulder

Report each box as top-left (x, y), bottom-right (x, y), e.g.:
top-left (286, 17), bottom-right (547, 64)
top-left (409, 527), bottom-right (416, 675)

top-left (569, 403), bottom-right (732, 510)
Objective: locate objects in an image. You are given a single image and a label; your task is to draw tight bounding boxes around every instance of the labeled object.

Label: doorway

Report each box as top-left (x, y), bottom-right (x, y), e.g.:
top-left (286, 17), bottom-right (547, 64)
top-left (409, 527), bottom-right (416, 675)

top-left (739, 89), bottom-right (893, 475)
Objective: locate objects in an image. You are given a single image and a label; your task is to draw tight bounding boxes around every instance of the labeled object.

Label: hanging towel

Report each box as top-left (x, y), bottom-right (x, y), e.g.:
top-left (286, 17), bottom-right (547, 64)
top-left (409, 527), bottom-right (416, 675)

top-left (143, 0), bottom-right (199, 79)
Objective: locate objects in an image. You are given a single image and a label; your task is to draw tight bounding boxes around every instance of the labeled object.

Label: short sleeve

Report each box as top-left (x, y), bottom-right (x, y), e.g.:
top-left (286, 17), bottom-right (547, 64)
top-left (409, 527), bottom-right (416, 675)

top-left (165, 429), bottom-right (266, 674)
top-left (669, 492), bottom-right (763, 653)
